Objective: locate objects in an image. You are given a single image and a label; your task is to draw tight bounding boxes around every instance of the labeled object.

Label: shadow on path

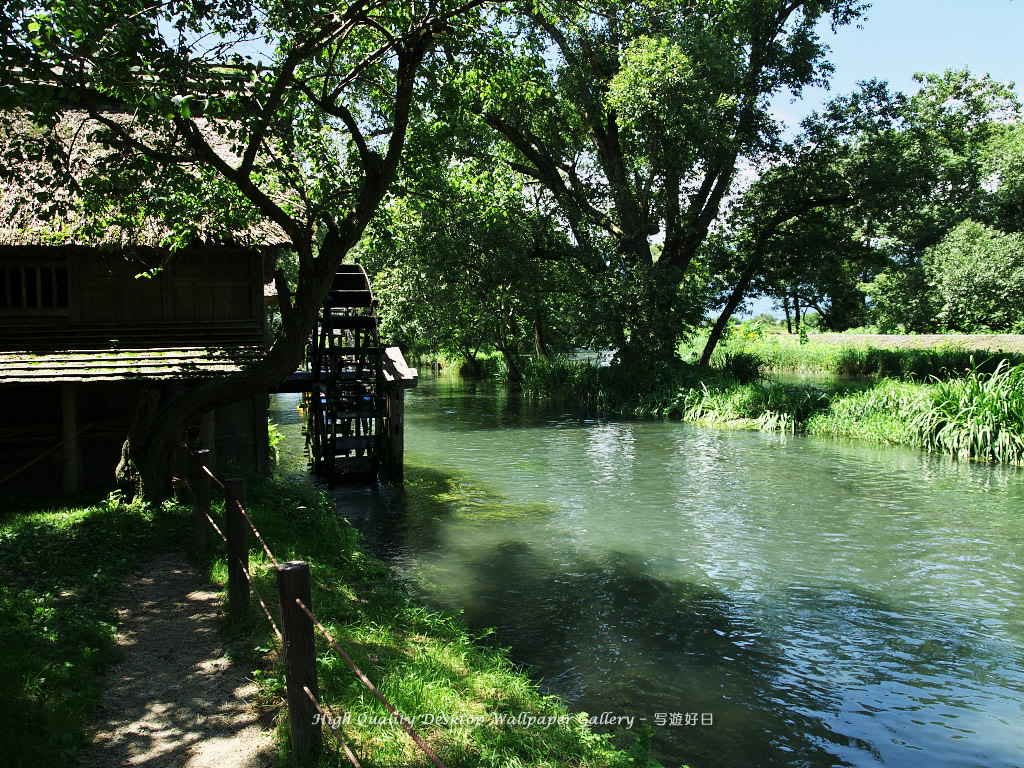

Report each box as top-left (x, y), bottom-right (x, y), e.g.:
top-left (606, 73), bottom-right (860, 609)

top-left (76, 553), bottom-right (274, 768)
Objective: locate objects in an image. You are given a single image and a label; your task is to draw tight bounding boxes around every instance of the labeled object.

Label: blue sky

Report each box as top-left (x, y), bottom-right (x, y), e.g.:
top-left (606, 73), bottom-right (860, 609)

top-left (774, 0), bottom-right (1024, 131)
top-left (743, 0), bottom-right (1024, 318)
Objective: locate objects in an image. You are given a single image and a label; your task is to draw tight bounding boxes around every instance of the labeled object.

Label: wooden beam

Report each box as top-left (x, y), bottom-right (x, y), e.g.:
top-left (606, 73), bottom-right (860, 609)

top-left (61, 382), bottom-right (79, 496)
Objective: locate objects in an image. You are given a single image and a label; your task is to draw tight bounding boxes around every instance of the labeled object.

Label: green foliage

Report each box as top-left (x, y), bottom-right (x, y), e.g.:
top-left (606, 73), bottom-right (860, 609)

top-left (806, 379), bottom-right (927, 444)
top-left (913, 359), bottom-right (1024, 465)
top-left (745, 69), bottom-right (1024, 337)
top-left (0, 497), bottom-right (188, 766)
top-left (676, 378), bottom-right (831, 433)
top-left (719, 351), bottom-right (765, 384)
top-left (861, 264), bottom-right (939, 333)
top-left (445, 0), bottom-right (867, 360)
top-left (922, 220), bottom-right (1024, 332)
top-left (267, 420), bottom-right (284, 465)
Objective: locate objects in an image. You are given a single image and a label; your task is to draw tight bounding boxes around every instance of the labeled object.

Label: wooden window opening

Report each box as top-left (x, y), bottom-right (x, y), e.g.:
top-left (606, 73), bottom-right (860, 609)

top-left (0, 263), bottom-right (70, 314)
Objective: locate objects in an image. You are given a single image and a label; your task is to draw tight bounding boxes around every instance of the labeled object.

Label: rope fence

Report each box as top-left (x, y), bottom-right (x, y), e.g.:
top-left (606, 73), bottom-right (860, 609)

top-left (184, 446), bottom-right (446, 768)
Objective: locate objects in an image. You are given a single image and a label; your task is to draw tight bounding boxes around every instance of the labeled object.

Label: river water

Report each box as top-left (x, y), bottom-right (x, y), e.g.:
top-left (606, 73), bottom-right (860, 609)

top-left (271, 376), bottom-right (1024, 768)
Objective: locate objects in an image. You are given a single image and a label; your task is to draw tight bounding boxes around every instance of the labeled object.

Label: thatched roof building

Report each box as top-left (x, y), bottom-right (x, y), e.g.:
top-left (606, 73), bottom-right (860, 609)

top-left (0, 108), bottom-right (285, 494)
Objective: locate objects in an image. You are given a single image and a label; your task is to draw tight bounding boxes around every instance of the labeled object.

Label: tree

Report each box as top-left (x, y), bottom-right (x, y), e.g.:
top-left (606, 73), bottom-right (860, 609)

top-left (858, 70), bottom-right (1022, 330)
top-left (716, 70), bottom-right (1022, 340)
top-left (695, 78), bottom-right (913, 362)
top-left (923, 220), bottom-right (1024, 332)
top-left (1, 0), bottom-right (485, 499)
top-left (445, 0), bottom-right (867, 362)
top-left (360, 157), bottom-right (579, 380)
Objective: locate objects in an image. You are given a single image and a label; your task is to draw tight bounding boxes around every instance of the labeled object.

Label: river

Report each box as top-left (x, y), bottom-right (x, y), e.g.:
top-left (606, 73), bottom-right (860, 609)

top-left (270, 375), bottom-right (1024, 768)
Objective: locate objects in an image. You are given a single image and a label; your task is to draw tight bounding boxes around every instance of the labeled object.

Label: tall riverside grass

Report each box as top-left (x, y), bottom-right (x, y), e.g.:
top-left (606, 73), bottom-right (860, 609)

top-left (515, 354), bottom-right (1024, 467)
top-left (913, 360), bottom-right (1024, 466)
top-left (805, 379), bottom-right (928, 445)
top-left (675, 379), bottom-right (830, 432)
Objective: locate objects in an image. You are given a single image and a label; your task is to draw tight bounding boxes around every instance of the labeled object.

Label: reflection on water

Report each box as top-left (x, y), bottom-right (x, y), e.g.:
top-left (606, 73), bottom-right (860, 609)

top-left (279, 376), bottom-right (1024, 768)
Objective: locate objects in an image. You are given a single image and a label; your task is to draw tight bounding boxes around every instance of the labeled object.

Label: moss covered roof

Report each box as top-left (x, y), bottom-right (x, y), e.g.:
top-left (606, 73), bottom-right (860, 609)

top-left (0, 345), bottom-right (264, 382)
top-left (0, 109), bottom-right (291, 250)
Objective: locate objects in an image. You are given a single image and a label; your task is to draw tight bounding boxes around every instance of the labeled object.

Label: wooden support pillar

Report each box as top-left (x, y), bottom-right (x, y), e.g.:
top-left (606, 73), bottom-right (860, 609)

top-left (381, 384), bottom-right (405, 481)
top-left (61, 382), bottom-right (79, 496)
top-left (225, 478), bottom-right (249, 622)
top-left (192, 449), bottom-right (211, 553)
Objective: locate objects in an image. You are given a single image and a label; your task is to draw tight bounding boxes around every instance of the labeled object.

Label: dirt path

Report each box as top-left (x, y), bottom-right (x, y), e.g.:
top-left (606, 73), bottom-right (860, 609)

top-left (76, 553), bottom-right (275, 768)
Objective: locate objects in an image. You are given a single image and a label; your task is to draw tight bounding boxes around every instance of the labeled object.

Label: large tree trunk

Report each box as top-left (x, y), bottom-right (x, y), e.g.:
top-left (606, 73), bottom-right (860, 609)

top-left (499, 344), bottom-right (523, 388)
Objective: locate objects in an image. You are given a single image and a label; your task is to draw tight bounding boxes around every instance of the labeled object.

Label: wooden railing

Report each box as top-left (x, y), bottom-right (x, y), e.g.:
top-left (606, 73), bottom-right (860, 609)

top-left (180, 449), bottom-right (447, 767)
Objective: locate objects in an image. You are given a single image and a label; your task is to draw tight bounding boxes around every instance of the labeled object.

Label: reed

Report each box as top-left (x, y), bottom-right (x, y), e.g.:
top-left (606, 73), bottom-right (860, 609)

top-left (912, 359), bottom-right (1024, 466)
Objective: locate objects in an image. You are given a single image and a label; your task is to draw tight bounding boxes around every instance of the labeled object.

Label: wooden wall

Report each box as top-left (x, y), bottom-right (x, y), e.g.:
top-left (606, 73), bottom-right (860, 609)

top-left (74, 248), bottom-right (264, 325)
top-left (1, 245), bottom-right (272, 496)
top-left (0, 245), bottom-right (264, 328)
top-left (0, 381), bottom-right (269, 497)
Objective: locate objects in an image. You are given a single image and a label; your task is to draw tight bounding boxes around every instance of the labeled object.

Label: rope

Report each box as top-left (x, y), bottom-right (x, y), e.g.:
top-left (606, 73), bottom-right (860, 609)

top-left (202, 464), bottom-right (226, 489)
top-left (302, 686), bottom-right (362, 768)
top-left (236, 560), bottom-right (284, 644)
top-left (204, 512), bottom-right (228, 545)
top-left (295, 598), bottom-right (448, 768)
top-left (237, 503), bottom-right (280, 568)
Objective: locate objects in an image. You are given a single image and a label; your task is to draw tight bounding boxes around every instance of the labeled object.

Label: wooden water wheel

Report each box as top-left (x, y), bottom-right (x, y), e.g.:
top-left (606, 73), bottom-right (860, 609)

top-left (308, 264), bottom-right (383, 483)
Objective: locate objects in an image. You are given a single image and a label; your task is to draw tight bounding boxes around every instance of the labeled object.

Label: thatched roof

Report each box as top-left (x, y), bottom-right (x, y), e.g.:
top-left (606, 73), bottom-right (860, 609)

top-left (0, 108), bottom-right (291, 250)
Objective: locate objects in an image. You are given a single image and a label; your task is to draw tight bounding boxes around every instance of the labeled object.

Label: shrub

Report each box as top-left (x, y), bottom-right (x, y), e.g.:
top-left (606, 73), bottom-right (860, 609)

top-left (923, 220), bottom-right (1024, 332)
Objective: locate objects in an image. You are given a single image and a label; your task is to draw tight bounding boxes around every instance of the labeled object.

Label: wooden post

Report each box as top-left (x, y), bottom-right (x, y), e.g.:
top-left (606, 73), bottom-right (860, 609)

top-left (173, 442), bottom-right (190, 502)
top-left (61, 382), bottom-right (79, 496)
top-left (225, 478), bottom-right (249, 621)
top-left (277, 561), bottom-right (321, 763)
top-left (381, 384), bottom-right (405, 480)
top-left (192, 449), bottom-right (211, 553)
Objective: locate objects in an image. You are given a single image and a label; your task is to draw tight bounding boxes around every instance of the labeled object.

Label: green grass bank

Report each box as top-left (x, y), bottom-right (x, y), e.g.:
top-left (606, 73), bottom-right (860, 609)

top-left (513, 354), bottom-right (1024, 467)
top-left (0, 494), bottom-right (189, 766)
top-left (0, 479), bottom-right (658, 767)
top-left (680, 330), bottom-right (1024, 379)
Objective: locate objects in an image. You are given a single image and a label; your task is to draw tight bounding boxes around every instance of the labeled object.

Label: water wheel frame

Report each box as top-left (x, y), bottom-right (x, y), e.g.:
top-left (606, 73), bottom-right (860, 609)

top-left (306, 264), bottom-right (383, 483)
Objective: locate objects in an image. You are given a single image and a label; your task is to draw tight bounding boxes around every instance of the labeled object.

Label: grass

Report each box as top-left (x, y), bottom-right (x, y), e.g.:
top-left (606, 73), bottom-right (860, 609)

top-left (228, 476), bottom-right (656, 767)
top-left (0, 493), bottom-right (189, 766)
top-left (680, 331), bottom-right (1024, 379)
top-left (0, 477), bottom-right (660, 767)
top-left (516, 354), bottom-right (1024, 467)
top-left (913, 359), bottom-right (1024, 465)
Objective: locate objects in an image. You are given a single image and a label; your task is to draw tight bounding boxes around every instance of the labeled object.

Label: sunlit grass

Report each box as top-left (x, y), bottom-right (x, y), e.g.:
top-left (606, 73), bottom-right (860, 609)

top-left (681, 332), bottom-right (1024, 379)
top-left (912, 359), bottom-right (1024, 465)
top-left (0, 495), bottom-right (189, 766)
top-left (224, 476), bottom-right (656, 767)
